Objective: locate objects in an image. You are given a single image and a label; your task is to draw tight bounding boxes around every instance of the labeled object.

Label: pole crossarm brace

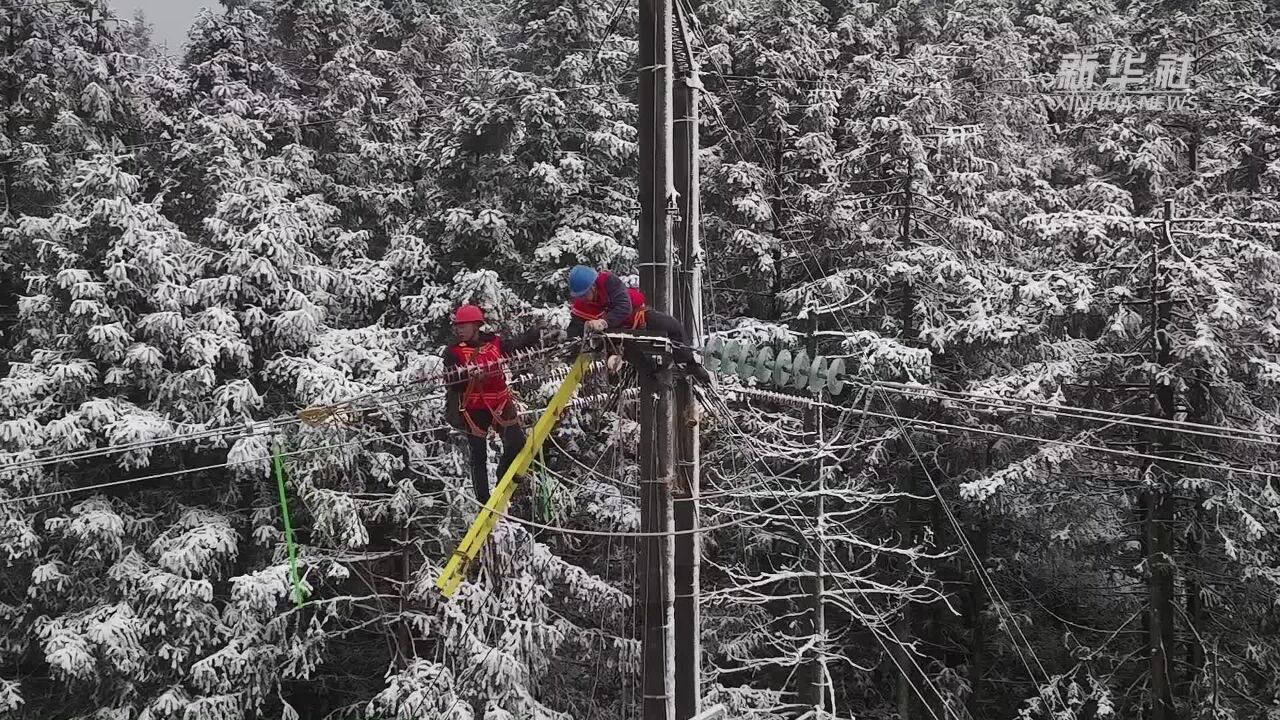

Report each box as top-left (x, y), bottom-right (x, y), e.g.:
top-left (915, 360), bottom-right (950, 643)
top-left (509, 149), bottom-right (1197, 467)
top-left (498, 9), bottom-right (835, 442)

top-left (672, 0), bottom-right (699, 76)
top-left (435, 353), bottom-right (595, 598)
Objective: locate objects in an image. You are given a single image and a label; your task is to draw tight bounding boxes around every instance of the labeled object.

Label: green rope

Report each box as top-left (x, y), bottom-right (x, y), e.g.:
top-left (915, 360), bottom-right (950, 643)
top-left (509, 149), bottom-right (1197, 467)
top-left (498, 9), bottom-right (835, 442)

top-left (536, 446), bottom-right (556, 523)
top-left (273, 440), bottom-right (307, 608)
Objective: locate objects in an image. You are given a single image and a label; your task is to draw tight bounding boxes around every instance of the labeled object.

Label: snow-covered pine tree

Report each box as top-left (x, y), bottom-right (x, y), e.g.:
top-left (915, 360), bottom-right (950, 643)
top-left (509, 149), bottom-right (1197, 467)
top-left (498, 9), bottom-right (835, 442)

top-left (963, 2), bottom-right (1280, 718)
top-left (411, 0), bottom-right (639, 300)
top-left (4, 0), bottom-right (1278, 717)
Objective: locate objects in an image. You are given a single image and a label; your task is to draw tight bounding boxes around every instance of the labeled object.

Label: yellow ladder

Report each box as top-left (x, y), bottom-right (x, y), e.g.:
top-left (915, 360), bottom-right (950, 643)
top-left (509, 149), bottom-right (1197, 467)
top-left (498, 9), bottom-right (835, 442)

top-left (436, 353), bottom-right (594, 598)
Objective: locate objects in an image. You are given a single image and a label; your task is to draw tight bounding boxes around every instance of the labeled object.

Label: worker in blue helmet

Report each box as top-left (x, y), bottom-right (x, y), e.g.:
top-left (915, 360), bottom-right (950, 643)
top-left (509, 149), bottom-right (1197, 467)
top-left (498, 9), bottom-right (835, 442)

top-left (565, 264), bottom-right (711, 386)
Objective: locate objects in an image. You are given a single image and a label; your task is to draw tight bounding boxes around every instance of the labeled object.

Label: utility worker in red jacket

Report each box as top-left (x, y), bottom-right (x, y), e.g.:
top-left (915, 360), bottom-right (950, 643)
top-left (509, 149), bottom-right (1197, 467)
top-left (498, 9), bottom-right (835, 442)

top-left (441, 304), bottom-right (546, 504)
top-left (566, 265), bottom-right (711, 385)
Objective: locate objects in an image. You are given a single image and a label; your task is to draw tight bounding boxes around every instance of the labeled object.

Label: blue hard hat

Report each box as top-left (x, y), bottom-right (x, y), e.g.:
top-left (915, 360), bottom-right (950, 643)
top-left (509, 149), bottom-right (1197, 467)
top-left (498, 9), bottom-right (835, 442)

top-left (568, 265), bottom-right (598, 297)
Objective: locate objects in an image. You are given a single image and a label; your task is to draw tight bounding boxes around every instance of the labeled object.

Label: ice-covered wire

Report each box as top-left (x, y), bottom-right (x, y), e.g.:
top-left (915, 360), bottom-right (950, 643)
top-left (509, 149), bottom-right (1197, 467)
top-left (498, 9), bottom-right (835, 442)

top-left (4, 340), bottom-right (582, 472)
top-left (726, 385), bottom-right (1280, 485)
top-left (701, 381), bottom-right (958, 720)
top-left (0, 420), bottom-right (454, 506)
top-left (877, 388), bottom-right (1073, 716)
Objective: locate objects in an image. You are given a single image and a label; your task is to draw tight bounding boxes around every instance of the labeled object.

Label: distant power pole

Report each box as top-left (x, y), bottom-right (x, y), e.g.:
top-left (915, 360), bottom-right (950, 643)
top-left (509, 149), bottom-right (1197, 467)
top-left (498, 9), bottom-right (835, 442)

top-left (801, 304), bottom-right (827, 712)
top-left (1146, 199), bottom-right (1177, 720)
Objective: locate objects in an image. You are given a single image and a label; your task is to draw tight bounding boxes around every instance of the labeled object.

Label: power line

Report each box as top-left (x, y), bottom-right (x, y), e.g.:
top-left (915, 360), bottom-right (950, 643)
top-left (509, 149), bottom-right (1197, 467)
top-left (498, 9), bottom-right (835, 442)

top-left (663, 334), bottom-right (1280, 447)
top-left (728, 384), bottom-right (1280, 485)
top-left (688, 35), bottom-right (1276, 698)
top-left (867, 379), bottom-right (1280, 449)
top-left (877, 389), bottom-right (1074, 716)
top-left (0, 419), bottom-right (452, 506)
top-left (696, 384), bottom-right (960, 720)
top-left (0, 355), bottom-right (610, 506)
top-left (2, 341), bottom-right (581, 473)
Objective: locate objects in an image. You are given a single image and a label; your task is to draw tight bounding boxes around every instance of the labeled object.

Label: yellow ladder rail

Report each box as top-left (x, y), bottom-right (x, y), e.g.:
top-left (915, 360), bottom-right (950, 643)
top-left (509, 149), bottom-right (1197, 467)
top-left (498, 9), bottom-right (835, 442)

top-left (436, 352), bottom-right (594, 598)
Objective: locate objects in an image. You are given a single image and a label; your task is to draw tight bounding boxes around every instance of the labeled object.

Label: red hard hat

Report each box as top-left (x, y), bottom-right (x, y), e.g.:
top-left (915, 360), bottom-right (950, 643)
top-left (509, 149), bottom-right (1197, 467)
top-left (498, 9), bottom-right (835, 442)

top-left (453, 304), bottom-right (485, 325)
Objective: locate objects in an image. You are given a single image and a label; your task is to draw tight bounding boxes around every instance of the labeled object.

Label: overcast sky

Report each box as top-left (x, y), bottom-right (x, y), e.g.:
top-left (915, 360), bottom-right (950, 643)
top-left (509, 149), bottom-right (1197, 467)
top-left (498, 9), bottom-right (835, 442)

top-left (106, 0), bottom-right (212, 53)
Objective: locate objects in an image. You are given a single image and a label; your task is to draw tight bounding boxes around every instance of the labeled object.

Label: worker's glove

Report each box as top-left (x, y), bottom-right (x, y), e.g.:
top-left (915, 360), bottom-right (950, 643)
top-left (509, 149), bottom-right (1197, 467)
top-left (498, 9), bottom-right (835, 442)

top-left (606, 354), bottom-right (623, 373)
top-left (584, 319), bottom-right (608, 333)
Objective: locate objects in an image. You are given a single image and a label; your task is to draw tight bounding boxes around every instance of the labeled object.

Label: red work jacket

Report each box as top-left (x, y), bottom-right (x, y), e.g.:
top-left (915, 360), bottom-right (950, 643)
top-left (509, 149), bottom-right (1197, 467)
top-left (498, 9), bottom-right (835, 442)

top-left (570, 273), bottom-right (648, 329)
top-left (448, 336), bottom-right (512, 412)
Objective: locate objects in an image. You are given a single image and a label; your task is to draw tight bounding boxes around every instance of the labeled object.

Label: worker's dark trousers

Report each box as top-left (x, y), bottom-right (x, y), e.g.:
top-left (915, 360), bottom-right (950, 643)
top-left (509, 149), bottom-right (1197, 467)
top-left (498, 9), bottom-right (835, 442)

top-left (644, 310), bottom-right (697, 364)
top-left (460, 406), bottom-right (527, 504)
top-left (623, 310), bottom-right (701, 379)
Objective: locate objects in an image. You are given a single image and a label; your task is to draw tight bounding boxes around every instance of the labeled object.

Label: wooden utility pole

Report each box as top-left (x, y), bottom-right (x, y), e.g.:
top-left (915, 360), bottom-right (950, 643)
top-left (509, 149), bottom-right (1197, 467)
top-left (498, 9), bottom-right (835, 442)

top-left (672, 3), bottom-right (703, 717)
top-left (1146, 199), bottom-right (1178, 720)
top-left (638, 0), bottom-right (676, 712)
top-left (892, 158), bottom-right (919, 720)
top-left (801, 306), bottom-right (828, 711)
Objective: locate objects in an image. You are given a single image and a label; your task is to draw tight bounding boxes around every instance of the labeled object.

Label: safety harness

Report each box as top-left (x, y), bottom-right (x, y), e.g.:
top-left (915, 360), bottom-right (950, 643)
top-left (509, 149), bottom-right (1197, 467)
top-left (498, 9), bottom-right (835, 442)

top-left (627, 288), bottom-right (648, 330)
top-left (450, 336), bottom-right (521, 438)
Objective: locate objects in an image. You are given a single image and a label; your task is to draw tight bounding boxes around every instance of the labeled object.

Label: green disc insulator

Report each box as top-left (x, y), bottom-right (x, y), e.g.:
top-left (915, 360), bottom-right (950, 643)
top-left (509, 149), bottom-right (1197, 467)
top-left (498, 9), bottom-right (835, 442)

top-left (772, 349), bottom-right (793, 387)
top-left (737, 340), bottom-right (752, 381)
top-left (704, 336), bottom-right (723, 373)
top-left (736, 342), bottom-right (759, 382)
top-left (721, 340), bottom-right (741, 376)
top-left (753, 346), bottom-right (774, 383)
top-left (791, 350), bottom-right (811, 391)
top-left (810, 356), bottom-right (829, 394)
top-left (826, 357), bottom-right (846, 394)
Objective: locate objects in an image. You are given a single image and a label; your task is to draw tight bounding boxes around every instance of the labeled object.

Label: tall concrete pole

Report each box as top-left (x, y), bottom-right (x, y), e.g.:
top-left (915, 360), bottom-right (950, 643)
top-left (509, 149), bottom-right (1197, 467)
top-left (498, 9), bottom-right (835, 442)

top-left (638, 0), bottom-right (676, 712)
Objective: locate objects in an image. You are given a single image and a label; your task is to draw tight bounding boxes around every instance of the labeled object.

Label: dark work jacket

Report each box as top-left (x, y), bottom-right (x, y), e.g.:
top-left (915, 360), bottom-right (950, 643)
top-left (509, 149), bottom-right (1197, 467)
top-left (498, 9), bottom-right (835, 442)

top-left (566, 271), bottom-right (633, 340)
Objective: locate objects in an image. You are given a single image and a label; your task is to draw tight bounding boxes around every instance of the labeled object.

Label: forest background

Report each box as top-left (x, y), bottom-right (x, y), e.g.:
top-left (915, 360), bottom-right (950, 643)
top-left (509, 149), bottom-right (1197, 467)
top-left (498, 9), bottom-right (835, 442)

top-left (2, 0), bottom-right (1279, 718)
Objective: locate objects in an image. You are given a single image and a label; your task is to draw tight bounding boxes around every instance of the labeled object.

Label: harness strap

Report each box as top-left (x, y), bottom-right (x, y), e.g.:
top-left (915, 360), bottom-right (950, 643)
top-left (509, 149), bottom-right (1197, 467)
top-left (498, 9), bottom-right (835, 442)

top-left (491, 403), bottom-right (520, 427)
top-left (461, 406), bottom-right (488, 437)
top-left (459, 385), bottom-right (518, 437)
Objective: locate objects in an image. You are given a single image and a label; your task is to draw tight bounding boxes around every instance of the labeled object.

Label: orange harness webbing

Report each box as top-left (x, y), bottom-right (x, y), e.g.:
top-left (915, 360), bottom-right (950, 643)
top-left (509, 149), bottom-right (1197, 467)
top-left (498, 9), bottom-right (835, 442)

top-left (453, 340), bottom-right (521, 438)
top-left (458, 391), bottom-right (520, 438)
top-left (630, 306), bottom-right (648, 330)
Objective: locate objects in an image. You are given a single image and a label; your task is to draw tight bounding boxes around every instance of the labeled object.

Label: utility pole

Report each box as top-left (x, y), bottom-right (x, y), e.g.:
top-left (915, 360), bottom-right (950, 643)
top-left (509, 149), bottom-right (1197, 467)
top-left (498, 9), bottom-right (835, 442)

top-left (1146, 199), bottom-right (1177, 720)
top-left (672, 3), bottom-right (702, 716)
top-left (638, 0), bottom-right (676, 712)
top-left (892, 157), bottom-right (918, 720)
top-left (801, 304), bottom-right (827, 712)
